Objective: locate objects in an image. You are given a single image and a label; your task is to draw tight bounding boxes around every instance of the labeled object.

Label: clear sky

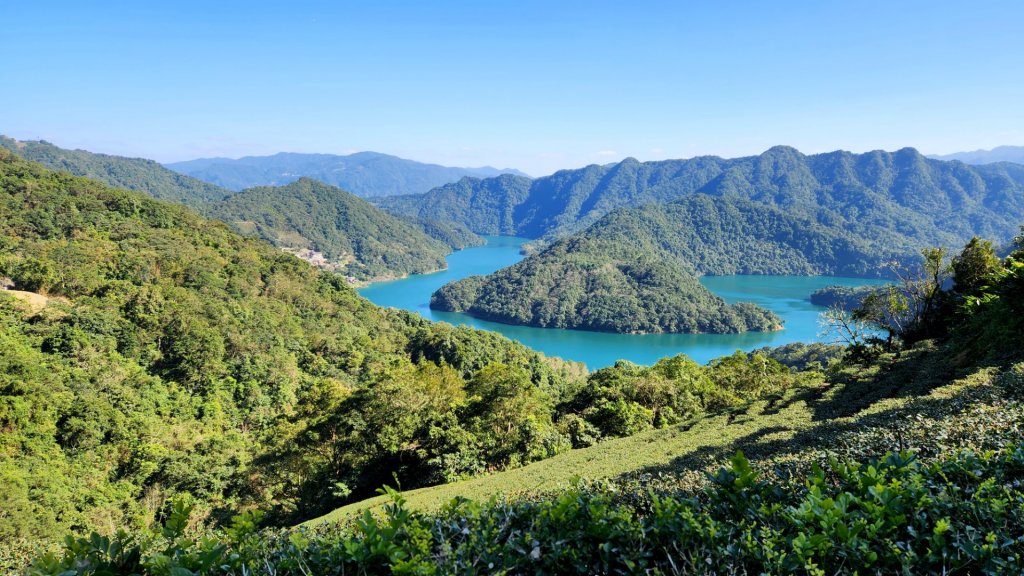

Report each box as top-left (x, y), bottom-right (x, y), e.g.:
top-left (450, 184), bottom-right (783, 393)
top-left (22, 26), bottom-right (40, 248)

top-left (2, 1), bottom-right (1022, 176)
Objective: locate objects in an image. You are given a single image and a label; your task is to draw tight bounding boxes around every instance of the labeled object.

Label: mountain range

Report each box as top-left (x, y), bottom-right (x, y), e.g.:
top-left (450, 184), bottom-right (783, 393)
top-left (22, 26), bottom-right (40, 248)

top-left (409, 147), bottom-right (1024, 333)
top-left (0, 136), bottom-right (482, 280)
top-left (378, 146), bottom-right (1024, 247)
top-left (928, 145), bottom-right (1024, 165)
top-left (166, 151), bottom-right (528, 197)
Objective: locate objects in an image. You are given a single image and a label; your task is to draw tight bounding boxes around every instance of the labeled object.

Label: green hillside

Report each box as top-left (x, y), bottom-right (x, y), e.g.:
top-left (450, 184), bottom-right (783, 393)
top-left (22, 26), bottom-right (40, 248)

top-left (1, 137), bottom-right (483, 281)
top-left (311, 342), bottom-right (1022, 524)
top-left (0, 136), bottom-right (230, 206)
top-left (375, 173), bottom-right (533, 235)
top-left (205, 177), bottom-right (478, 280)
top-left (0, 151), bottom-right (580, 547)
top-left (382, 147), bottom-right (1024, 247)
top-left (28, 227), bottom-right (1024, 574)
top-left (431, 237), bottom-right (782, 334)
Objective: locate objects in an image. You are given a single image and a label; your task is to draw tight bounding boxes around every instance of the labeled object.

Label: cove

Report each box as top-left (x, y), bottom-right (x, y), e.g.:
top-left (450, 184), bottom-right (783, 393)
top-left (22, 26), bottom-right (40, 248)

top-left (358, 236), bottom-right (888, 369)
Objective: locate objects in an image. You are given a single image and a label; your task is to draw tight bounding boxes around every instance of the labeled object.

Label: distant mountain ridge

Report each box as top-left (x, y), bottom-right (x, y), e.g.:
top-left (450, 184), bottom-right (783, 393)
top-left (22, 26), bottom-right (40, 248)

top-left (167, 151), bottom-right (528, 197)
top-left (381, 146), bottom-right (1024, 247)
top-left (928, 145), bottom-right (1024, 165)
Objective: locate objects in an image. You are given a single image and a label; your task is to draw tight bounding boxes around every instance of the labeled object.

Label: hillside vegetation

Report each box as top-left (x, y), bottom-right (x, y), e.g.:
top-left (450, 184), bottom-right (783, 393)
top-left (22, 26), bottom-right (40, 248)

top-left (384, 146), bottom-right (1024, 248)
top-left (25, 226), bottom-right (1024, 575)
top-left (205, 177), bottom-right (479, 280)
top-left (0, 151), bottom-right (580, 546)
top-left (376, 173), bottom-right (533, 235)
top-left (167, 151), bottom-right (527, 197)
top-left (1, 137), bottom-right (482, 281)
top-left (0, 136), bottom-right (231, 206)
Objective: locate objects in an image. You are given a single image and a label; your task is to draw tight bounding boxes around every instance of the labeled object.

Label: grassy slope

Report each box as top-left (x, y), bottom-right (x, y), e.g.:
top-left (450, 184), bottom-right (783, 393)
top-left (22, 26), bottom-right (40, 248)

top-left (310, 340), bottom-right (1012, 526)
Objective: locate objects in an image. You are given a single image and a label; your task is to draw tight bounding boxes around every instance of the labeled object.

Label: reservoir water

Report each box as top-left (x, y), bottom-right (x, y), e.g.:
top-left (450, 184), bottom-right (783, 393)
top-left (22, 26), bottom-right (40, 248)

top-left (359, 236), bottom-right (887, 369)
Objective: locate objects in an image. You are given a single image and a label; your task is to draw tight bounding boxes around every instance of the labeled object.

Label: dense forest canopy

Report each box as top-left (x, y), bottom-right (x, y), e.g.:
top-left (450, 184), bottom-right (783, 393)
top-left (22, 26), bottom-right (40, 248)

top-left (430, 234), bottom-right (783, 334)
top-left (380, 147), bottom-right (1024, 249)
top-left (0, 151), bottom-right (575, 542)
top-left (0, 136), bottom-right (231, 206)
top-left (204, 177), bottom-right (479, 280)
top-left (0, 137), bottom-right (481, 281)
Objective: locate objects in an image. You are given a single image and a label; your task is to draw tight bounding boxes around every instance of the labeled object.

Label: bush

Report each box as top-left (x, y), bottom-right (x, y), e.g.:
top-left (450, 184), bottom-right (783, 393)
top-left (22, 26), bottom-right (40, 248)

top-left (30, 446), bottom-right (1024, 575)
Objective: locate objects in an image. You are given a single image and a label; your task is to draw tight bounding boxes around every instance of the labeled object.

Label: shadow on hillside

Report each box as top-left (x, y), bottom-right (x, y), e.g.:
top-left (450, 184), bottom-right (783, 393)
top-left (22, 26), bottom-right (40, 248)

top-left (753, 342), bottom-right (956, 425)
top-left (622, 344), bottom-right (987, 482)
top-left (623, 391), bottom-right (967, 483)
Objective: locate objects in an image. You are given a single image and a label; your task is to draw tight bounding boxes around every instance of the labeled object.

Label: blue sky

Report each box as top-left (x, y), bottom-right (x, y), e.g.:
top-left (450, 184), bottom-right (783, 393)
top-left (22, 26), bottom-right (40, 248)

top-left (2, 1), bottom-right (1022, 176)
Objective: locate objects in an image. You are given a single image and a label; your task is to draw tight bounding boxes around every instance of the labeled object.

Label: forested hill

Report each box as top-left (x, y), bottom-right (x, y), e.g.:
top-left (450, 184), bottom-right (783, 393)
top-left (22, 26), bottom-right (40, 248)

top-left (166, 151), bottom-right (528, 197)
top-left (375, 173), bottom-right (534, 235)
top-left (431, 194), bottom-right (892, 333)
top-left (0, 150), bottom-right (583, 544)
top-left (205, 178), bottom-right (478, 280)
top-left (531, 194), bottom-right (899, 277)
top-left (0, 136), bottom-right (231, 206)
top-left (1, 137), bottom-right (482, 280)
top-left (381, 146), bottom-right (1024, 246)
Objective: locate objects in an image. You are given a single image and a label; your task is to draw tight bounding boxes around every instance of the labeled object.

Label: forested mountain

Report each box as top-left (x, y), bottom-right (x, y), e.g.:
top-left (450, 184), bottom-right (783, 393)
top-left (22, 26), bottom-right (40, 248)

top-left (0, 137), bottom-right (482, 280)
top-left (0, 136), bottom-right (231, 206)
top-left (167, 151), bottom-right (528, 197)
top-left (375, 173), bottom-right (533, 235)
top-left (421, 148), bottom-right (1024, 333)
top-left (929, 145), bottom-right (1024, 165)
top-left (0, 150), bottom-right (581, 545)
top-left (431, 194), bottom-right (895, 333)
top-left (383, 147), bottom-right (1024, 247)
top-left (205, 178), bottom-right (479, 280)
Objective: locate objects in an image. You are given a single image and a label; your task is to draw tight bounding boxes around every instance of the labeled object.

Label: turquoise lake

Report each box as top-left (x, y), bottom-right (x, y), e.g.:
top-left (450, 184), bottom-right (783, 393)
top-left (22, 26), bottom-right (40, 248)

top-left (359, 236), bottom-right (888, 369)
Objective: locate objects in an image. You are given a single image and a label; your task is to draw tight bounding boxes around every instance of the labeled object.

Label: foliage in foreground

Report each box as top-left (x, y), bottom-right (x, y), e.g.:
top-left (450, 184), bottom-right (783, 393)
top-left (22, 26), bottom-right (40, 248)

top-left (30, 446), bottom-right (1024, 575)
top-left (0, 151), bottom-right (576, 543)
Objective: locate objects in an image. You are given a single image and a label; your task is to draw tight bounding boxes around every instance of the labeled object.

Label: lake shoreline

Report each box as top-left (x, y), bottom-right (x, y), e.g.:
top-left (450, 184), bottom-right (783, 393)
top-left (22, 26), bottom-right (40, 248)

top-left (359, 236), bottom-right (889, 369)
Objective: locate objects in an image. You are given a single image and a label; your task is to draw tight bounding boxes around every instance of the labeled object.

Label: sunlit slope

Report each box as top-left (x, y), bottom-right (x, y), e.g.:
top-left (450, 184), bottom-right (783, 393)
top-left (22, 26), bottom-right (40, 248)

top-left (309, 340), bottom-right (992, 526)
